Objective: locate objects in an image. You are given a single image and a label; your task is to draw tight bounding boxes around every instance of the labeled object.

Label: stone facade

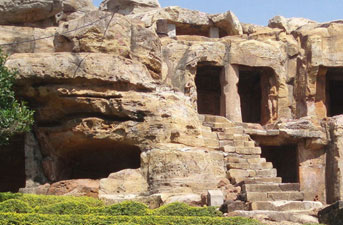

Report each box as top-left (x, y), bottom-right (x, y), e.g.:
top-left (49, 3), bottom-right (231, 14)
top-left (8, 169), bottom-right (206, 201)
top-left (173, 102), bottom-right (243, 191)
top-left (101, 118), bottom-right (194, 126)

top-left (2, 0), bottom-right (343, 223)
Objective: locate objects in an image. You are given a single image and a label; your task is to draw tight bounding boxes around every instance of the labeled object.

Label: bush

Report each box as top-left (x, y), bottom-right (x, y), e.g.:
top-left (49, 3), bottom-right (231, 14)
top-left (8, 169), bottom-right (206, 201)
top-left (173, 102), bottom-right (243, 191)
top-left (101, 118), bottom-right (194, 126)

top-left (0, 199), bottom-right (32, 213)
top-left (36, 201), bottom-right (90, 215)
top-left (0, 50), bottom-right (34, 146)
top-left (153, 202), bottom-right (222, 217)
top-left (0, 214), bottom-right (263, 225)
top-left (99, 201), bottom-right (151, 216)
top-left (0, 192), bottom-right (104, 208)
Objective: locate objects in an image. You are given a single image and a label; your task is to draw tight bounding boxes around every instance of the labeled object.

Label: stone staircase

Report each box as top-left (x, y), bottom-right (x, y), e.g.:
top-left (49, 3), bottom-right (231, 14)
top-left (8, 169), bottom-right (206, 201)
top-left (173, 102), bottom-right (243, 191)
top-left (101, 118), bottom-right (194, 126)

top-left (199, 114), bottom-right (323, 223)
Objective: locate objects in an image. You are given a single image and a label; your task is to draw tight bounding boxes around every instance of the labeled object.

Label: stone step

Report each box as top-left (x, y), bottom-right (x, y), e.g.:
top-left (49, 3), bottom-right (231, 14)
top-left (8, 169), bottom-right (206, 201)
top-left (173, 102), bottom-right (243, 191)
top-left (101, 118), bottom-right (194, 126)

top-left (227, 162), bottom-right (273, 170)
top-left (243, 191), bottom-right (304, 201)
top-left (200, 114), bottom-right (234, 125)
top-left (240, 177), bottom-right (282, 184)
top-left (203, 138), bottom-right (219, 148)
top-left (250, 200), bottom-right (323, 211)
top-left (221, 146), bottom-right (261, 155)
top-left (225, 153), bottom-right (261, 159)
top-left (219, 140), bottom-right (234, 148)
top-left (217, 132), bottom-right (234, 140)
top-left (228, 169), bottom-right (277, 180)
top-left (244, 141), bottom-right (255, 148)
top-left (231, 210), bottom-right (319, 224)
top-left (226, 157), bottom-right (266, 164)
top-left (222, 127), bottom-right (244, 134)
top-left (242, 183), bottom-right (300, 193)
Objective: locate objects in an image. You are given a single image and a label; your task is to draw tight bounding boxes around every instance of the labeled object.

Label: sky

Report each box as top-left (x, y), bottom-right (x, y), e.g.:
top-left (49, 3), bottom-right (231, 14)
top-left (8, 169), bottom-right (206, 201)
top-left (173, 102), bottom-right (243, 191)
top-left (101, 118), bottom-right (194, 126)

top-left (92, 0), bottom-right (343, 25)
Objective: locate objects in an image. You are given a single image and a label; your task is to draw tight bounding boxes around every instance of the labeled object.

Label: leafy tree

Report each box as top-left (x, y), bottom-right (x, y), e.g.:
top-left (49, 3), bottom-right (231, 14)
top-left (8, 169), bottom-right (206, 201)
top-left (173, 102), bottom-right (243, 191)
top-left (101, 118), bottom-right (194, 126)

top-left (0, 50), bottom-right (34, 146)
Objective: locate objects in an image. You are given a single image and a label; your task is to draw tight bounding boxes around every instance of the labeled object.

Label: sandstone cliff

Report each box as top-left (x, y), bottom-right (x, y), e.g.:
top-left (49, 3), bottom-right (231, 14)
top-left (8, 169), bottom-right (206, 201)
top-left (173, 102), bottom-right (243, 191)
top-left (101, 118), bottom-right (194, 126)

top-left (1, 0), bottom-right (343, 223)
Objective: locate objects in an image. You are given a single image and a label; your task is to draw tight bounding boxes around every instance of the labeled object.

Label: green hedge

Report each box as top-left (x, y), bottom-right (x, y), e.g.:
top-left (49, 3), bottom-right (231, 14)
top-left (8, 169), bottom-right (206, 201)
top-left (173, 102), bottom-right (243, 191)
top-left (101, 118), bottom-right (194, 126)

top-left (0, 199), bottom-right (32, 213)
top-left (97, 201), bottom-right (151, 216)
top-left (0, 192), bottom-right (104, 208)
top-left (0, 213), bottom-right (262, 225)
top-left (0, 193), bottom-right (263, 225)
top-left (36, 201), bottom-right (90, 215)
top-left (153, 202), bottom-right (222, 217)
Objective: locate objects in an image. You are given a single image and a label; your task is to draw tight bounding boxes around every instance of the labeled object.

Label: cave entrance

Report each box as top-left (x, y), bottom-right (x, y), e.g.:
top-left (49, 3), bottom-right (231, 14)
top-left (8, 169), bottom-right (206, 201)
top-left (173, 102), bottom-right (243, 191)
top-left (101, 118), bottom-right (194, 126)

top-left (238, 66), bottom-right (276, 125)
top-left (60, 140), bottom-right (141, 180)
top-left (0, 135), bottom-right (25, 192)
top-left (325, 68), bottom-right (343, 117)
top-left (261, 145), bottom-right (299, 183)
top-left (195, 64), bottom-right (224, 116)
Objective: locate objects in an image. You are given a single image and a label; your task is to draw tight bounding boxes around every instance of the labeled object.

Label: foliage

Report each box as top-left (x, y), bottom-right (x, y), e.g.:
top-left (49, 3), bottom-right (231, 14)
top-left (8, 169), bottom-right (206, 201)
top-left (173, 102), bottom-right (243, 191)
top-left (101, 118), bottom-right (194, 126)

top-left (0, 214), bottom-right (263, 225)
top-left (0, 199), bottom-right (32, 213)
top-left (0, 193), bottom-right (263, 225)
top-left (98, 201), bottom-right (151, 216)
top-left (0, 50), bottom-right (34, 145)
top-left (153, 202), bottom-right (222, 217)
top-left (0, 192), bottom-right (104, 208)
top-left (35, 201), bottom-right (90, 215)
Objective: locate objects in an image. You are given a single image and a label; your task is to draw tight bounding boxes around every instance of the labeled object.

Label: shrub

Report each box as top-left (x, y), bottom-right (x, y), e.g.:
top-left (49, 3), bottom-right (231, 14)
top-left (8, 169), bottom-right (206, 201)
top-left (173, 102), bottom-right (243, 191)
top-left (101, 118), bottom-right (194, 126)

top-left (0, 50), bottom-right (34, 146)
top-left (153, 202), bottom-right (222, 217)
top-left (0, 199), bottom-right (32, 213)
top-left (0, 214), bottom-right (263, 225)
top-left (99, 201), bottom-right (151, 216)
top-left (0, 192), bottom-right (103, 208)
top-left (36, 201), bottom-right (91, 215)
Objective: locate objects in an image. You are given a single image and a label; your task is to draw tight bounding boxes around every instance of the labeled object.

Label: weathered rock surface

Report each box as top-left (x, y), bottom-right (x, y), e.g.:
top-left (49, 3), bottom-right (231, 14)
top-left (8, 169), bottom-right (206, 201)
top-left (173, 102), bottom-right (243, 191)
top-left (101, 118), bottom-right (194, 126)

top-left (100, 0), bottom-right (160, 15)
top-left (99, 169), bottom-right (148, 196)
top-left (130, 6), bottom-right (243, 36)
top-left (268, 16), bottom-right (316, 34)
top-left (0, 0), bottom-right (63, 25)
top-left (141, 147), bottom-right (225, 194)
top-left (47, 179), bottom-right (99, 197)
top-left (54, 11), bottom-right (162, 77)
top-left (0, 26), bottom-right (56, 55)
top-left (63, 0), bottom-right (96, 13)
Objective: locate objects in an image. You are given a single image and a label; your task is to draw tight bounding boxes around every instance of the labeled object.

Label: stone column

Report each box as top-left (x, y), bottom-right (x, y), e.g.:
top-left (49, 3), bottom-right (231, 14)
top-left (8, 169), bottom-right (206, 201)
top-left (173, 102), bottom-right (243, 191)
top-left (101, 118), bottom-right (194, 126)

top-left (327, 116), bottom-right (343, 203)
top-left (298, 141), bottom-right (326, 203)
top-left (224, 64), bottom-right (242, 122)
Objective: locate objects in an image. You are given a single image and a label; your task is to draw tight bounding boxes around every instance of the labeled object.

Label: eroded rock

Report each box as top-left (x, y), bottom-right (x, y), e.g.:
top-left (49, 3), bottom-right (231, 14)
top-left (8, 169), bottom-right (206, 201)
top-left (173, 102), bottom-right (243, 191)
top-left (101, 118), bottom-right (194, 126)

top-left (0, 0), bottom-right (63, 25)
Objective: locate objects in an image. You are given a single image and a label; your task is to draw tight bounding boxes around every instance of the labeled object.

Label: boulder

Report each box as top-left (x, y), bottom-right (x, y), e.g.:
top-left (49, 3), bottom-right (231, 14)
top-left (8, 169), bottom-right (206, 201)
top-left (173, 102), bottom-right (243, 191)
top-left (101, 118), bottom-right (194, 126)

top-left (268, 15), bottom-right (316, 34)
top-left (0, 0), bottom-right (63, 25)
top-left (141, 148), bottom-right (225, 194)
top-left (99, 0), bottom-right (160, 15)
top-left (99, 169), bottom-right (148, 195)
top-left (63, 0), bottom-right (96, 13)
top-left (47, 179), bottom-right (99, 197)
top-left (210, 11), bottom-right (243, 35)
top-left (0, 26), bottom-right (56, 55)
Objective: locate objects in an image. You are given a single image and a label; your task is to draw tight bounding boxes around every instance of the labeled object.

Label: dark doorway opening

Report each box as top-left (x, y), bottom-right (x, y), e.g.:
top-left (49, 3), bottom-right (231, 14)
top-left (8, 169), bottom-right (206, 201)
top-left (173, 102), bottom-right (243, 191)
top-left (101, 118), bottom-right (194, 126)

top-left (175, 24), bottom-right (228, 38)
top-left (58, 140), bottom-right (141, 180)
top-left (326, 68), bottom-right (343, 117)
top-left (238, 66), bottom-right (276, 124)
top-left (238, 67), bottom-right (262, 123)
top-left (261, 145), bottom-right (298, 183)
top-left (195, 65), bottom-right (223, 115)
top-left (0, 135), bottom-right (25, 192)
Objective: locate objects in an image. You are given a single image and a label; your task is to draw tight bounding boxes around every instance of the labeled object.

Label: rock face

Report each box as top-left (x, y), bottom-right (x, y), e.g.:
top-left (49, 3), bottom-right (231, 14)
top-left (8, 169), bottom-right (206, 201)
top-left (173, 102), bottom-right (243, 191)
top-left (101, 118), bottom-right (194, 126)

top-left (319, 201), bottom-right (343, 225)
top-left (0, 0), bottom-right (63, 25)
top-left (3, 0), bottom-right (343, 223)
top-left (100, 0), bottom-right (160, 15)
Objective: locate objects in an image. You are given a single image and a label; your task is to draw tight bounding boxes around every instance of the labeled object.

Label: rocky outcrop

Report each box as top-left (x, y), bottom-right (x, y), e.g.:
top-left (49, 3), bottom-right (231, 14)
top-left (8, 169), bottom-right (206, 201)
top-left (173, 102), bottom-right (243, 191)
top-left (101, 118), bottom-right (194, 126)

top-left (100, 0), bottom-right (160, 15)
top-left (3, 0), bottom-right (343, 222)
top-left (268, 16), bottom-right (316, 34)
top-left (0, 0), bottom-right (63, 25)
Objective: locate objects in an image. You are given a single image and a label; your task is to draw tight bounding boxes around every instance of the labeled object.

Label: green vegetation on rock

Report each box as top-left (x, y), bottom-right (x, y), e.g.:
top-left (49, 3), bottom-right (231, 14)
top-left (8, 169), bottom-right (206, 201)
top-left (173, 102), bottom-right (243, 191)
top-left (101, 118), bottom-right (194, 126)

top-left (0, 50), bottom-right (34, 146)
top-left (0, 192), bottom-right (263, 225)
